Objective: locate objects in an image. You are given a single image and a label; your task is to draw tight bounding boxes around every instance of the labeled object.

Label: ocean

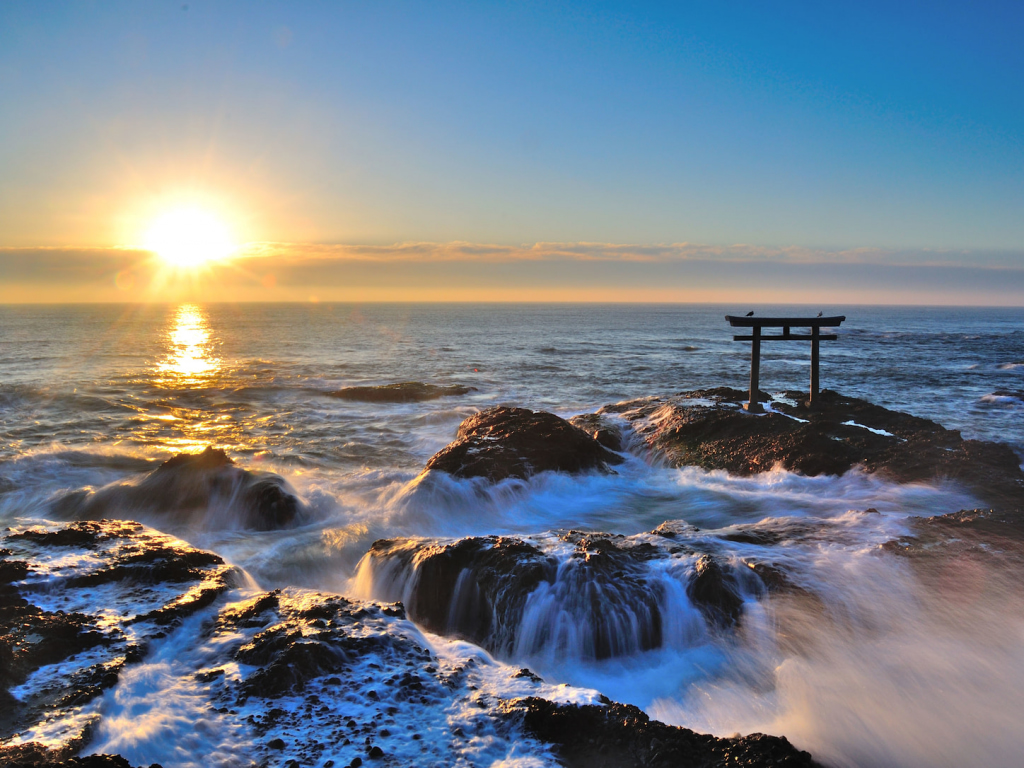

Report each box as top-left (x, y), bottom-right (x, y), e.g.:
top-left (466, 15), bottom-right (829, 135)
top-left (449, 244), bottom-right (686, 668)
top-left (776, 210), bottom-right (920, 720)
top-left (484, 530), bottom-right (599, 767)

top-left (2, 302), bottom-right (1023, 768)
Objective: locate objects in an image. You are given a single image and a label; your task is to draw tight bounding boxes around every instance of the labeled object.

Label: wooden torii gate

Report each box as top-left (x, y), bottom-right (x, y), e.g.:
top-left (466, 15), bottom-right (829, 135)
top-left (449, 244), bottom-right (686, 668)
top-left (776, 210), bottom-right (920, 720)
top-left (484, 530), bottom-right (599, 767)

top-left (725, 314), bottom-right (846, 413)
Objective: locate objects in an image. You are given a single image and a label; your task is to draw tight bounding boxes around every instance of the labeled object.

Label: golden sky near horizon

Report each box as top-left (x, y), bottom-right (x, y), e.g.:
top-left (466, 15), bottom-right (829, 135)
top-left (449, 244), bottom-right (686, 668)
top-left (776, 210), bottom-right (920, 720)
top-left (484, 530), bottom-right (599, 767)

top-left (3, 4), bottom-right (1023, 304)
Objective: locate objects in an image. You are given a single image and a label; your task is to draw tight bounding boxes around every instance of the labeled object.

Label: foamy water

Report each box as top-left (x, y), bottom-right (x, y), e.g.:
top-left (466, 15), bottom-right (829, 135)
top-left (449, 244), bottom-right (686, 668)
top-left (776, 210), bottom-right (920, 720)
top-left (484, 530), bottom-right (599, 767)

top-left (1, 302), bottom-right (1023, 767)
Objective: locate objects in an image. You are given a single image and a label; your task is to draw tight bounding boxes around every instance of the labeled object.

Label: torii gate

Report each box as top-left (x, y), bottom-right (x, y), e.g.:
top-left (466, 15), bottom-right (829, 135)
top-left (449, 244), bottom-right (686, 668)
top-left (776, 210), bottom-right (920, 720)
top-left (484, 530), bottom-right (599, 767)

top-left (725, 314), bottom-right (846, 413)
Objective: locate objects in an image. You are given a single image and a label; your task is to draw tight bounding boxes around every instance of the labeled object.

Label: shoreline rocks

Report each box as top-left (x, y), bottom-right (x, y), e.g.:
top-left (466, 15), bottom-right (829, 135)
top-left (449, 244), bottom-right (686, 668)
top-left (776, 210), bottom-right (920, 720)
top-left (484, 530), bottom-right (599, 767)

top-left (52, 447), bottom-right (303, 531)
top-left (600, 388), bottom-right (1024, 509)
top-left (421, 391), bottom-right (1024, 510)
top-left (503, 697), bottom-right (820, 768)
top-left (0, 520), bottom-right (236, 765)
top-left (424, 406), bottom-right (624, 481)
top-left (2, 521), bottom-right (819, 768)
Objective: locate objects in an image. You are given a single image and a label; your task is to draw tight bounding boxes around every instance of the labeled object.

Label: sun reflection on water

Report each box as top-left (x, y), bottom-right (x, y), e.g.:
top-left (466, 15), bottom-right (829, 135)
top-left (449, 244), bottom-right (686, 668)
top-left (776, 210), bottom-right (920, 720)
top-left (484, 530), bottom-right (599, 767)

top-left (146, 304), bottom-right (241, 453)
top-left (158, 304), bottom-right (221, 381)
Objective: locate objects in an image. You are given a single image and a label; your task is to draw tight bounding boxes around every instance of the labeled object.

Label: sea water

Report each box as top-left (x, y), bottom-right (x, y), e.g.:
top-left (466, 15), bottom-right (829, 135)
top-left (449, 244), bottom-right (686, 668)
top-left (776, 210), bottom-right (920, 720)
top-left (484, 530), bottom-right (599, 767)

top-left (1, 302), bottom-right (1023, 767)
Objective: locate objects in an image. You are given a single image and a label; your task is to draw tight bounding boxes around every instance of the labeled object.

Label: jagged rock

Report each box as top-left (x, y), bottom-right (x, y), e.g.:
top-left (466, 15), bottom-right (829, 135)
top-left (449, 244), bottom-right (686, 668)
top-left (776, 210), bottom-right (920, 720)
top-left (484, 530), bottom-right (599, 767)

top-left (0, 744), bottom-right (141, 767)
top-left (687, 554), bottom-right (744, 627)
top-left (568, 413), bottom-right (624, 451)
top-left (362, 536), bottom-right (558, 652)
top-left (51, 447), bottom-right (303, 531)
top-left (0, 521), bottom-right (824, 768)
top-left (0, 521), bottom-right (236, 761)
top-left (883, 508), bottom-right (1024, 564)
top-left (425, 407), bottom-right (623, 481)
top-left (603, 389), bottom-right (1024, 509)
top-left (328, 382), bottom-right (475, 402)
top-left (502, 697), bottom-right (820, 768)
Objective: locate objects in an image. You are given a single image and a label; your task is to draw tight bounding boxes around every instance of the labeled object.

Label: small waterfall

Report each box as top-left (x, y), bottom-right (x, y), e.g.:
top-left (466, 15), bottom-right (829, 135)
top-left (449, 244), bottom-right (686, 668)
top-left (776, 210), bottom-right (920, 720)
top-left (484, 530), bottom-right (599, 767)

top-left (354, 531), bottom-right (763, 664)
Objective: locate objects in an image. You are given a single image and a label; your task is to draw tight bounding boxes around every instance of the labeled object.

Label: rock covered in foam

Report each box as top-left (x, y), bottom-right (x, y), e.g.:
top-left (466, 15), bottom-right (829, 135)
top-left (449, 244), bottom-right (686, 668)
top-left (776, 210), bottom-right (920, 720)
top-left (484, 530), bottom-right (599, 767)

top-left (51, 447), bottom-right (303, 531)
top-left (425, 406), bottom-right (624, 481)
top-left (327, 381), bottom-right (476, 402)
top-left (0, 520), bottom-right (237, 764)
top-left (603, 389), bottom-right (1024, 508)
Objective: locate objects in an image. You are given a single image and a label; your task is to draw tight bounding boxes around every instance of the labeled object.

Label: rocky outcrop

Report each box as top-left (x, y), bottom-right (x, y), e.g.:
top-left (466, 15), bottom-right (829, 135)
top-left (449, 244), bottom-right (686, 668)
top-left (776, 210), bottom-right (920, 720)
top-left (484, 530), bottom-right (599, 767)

top-left (328, 382), bottom-right (475, 402)
top-left (883, 508), bottom-right (1024, 564)
top-left (568, 413), bottom-right (625, 451)
top-left (0, 746), bottom-right (146, 767)
top-left (51, 447), bottom-right (303, 531)
top-left (603, 389), bottom-right (1024, 509)
top-left (425, 406), bottom-right (624, 481)
top-left (361, 536), bottom-right (560, 652)
top-left (503, 697), bottom-right (819, 768)
top-left (0, 520), bottom-right (236, 765)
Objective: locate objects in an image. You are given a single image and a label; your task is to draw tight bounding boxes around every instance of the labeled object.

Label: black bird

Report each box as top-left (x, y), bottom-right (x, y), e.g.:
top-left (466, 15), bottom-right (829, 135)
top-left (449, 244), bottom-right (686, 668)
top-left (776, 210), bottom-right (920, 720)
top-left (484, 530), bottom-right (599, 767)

top-left (745, 310), bottom-right (754, 316)
top-left (817, 311), bottom-right (823, 317)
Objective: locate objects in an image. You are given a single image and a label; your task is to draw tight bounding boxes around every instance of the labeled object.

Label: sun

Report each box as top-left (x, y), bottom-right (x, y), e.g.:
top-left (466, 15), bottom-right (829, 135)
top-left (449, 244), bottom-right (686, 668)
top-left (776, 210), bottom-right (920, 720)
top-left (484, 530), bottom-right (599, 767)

top-left (144, 208), bottom-right (236, 268)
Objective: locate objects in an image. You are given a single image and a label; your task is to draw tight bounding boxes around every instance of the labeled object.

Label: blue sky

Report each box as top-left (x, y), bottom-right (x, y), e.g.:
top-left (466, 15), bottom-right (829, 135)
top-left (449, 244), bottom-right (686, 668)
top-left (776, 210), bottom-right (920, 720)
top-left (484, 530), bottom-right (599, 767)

top-left (1, 1), bottom-right (1022, 301)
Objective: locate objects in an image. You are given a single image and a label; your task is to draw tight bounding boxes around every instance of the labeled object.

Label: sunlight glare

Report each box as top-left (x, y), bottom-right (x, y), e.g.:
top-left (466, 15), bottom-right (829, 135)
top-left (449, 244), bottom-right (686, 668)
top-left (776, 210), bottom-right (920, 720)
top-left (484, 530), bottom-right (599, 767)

top-left (157, 304), bottom-right (220, 379)
top-left (144, 208), bottom-right (235, 268)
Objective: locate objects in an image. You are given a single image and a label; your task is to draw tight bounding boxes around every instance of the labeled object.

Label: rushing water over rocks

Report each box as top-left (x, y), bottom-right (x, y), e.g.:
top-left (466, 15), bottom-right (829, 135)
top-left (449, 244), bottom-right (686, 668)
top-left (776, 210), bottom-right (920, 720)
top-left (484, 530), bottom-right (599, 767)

top-left (1, 303), bottom-right (1023, 767)
top-left (0, 520), bottom-right (819, 768)
top-left (356, 526), bottom-right (767, 663)
top-left (48, 448), bottom-right (304, 532)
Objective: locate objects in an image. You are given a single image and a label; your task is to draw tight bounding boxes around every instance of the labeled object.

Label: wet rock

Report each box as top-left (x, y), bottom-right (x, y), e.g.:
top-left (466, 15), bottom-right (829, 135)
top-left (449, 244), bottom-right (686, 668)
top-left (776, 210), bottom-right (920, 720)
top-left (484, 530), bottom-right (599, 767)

top-left (0, 743), bottom-right (142, 767)
top-left (604, 389), bottom-right (1024, 509)
top-left (221, 593), bottom-right (427, 701)
top-left (328, 382), bottom-right (476, 402)
top-left (425, 406), bottom-right (623, 481)
top-left (0, 521), bottom-right (236, 757)
top-left (883, 508), bottom-right (1024, 565)
top-left (51, 447), bottom-right (303, 531)
top-left (568, 413), bottom-right (624, 451)
top-left (687, 555), bottom-right (744, 628)
top-left (362, 529), bottom-right (762, 661)
top-left (363, 536), bottom-right (558, 652)
top-left (503, 697), bottom-right (820, 768)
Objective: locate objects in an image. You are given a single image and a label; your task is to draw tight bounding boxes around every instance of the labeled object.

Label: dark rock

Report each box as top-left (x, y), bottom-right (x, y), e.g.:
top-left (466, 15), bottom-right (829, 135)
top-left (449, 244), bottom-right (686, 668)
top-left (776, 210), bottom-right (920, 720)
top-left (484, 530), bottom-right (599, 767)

top-left (0, 521), bottom-right (235, 756)
top-left (222, 593), bottom-right (424, 701)
top-left (367, 745), bottom-right (384, 758)
top-left (568, 413), bottom-right (624, 451)
top-left (328, 382), bottom-right (475, 402)
top-left (7, 523), bottom-right (107, 549)
top-left (883, 508), bottom-right (1024, 566)
top-left (0, 742), bottom-right (140, 766)
top-left (425, 406), bottom-right (623, 481)
top-left (364, 536), bottom-right (557, 653)
top-left (503, 697), bottom-right (820, 768)
top-left (514, 668), bottom-right (543, 683)
top-left (267, 738), bottom-right (285, 750)
top-left (687, 555), bottom-right (744, 628)
top-left (51, 447), bottom-right (303, 531)
top-left (156, 446), bottom-right (234, 472)
top-left (604, 389), bottom-right (1024, 510)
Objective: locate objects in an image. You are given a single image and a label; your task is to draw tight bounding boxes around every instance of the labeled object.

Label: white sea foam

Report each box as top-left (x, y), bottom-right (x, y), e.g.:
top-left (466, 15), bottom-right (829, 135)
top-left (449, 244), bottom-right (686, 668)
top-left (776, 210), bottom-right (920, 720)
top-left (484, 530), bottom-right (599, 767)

top-left (842, 419), bottom-right (897, 437)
